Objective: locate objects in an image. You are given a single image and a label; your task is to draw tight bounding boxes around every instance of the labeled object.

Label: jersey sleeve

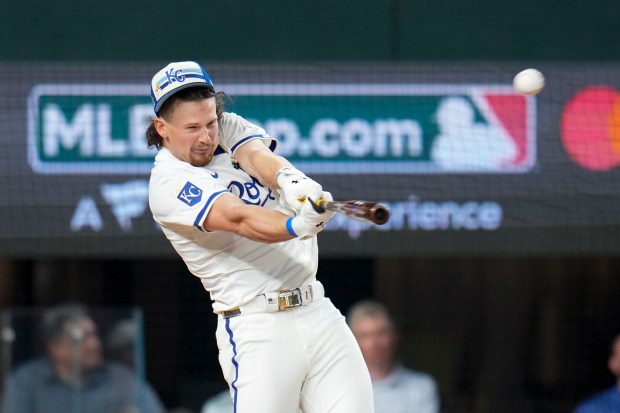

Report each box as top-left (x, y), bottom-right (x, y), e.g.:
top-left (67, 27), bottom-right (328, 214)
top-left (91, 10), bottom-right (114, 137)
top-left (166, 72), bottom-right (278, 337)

top-left (218, 112), bottom-right (277, 155)
top-left (150, 168), bottom-right (229, 232)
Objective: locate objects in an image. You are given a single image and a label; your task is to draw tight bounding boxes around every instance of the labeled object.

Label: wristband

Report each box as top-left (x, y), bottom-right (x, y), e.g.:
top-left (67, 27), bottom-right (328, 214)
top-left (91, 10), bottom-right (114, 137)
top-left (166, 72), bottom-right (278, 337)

top-left (285, 218), bottom-right (298, 237)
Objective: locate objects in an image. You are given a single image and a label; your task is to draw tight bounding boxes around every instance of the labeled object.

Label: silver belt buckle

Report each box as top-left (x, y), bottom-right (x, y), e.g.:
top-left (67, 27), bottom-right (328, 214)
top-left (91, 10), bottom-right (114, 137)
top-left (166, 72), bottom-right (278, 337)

top-left (277, 289), bottom-right (302, 311)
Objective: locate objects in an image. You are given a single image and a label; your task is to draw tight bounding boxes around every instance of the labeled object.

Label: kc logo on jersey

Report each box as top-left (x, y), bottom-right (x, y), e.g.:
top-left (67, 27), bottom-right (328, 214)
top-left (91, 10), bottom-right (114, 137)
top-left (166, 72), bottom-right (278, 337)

top-left (177, 182), bottom-right (203, 206)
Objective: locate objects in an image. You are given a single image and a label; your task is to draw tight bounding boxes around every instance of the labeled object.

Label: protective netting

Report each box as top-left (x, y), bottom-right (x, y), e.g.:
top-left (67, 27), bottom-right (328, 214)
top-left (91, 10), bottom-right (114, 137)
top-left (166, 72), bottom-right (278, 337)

top-left (2, 61), bottom-right (620, 257)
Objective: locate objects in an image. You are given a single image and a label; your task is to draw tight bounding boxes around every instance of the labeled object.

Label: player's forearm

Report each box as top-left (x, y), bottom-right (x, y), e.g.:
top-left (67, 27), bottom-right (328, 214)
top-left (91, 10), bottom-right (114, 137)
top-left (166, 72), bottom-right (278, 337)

top-left (235, 141), bottom-right (293, 188)
top-left (230, 198), bottom-right (333, 242)
top-left (234, 206), bottom-right (295, 243)
top-left (205, 199), bottom-right (294, 243)
top-left (247, 151), bottom-right (292, 188)
top-left (206, 193), bottom-right (328, 242)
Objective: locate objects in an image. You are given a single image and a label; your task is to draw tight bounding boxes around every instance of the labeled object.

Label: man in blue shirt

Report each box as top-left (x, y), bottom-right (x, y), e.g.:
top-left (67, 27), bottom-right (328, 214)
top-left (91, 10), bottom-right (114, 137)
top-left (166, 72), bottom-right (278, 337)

top-left (1, 303), bottom-right (165, 413)
top-left (573, 334), bottom-right (620, 413)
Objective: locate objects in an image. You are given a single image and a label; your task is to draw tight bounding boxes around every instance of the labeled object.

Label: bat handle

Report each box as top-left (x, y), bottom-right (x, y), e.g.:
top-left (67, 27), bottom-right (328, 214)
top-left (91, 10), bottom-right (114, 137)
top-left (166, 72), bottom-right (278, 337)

top-left (317, 199), bottom-right (332, 209)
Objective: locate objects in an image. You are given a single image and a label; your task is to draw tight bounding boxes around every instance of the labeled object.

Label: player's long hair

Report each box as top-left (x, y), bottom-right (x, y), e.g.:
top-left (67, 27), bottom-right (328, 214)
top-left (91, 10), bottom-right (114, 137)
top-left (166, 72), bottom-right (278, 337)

top-left (146, 86), bottom-right (228, 150)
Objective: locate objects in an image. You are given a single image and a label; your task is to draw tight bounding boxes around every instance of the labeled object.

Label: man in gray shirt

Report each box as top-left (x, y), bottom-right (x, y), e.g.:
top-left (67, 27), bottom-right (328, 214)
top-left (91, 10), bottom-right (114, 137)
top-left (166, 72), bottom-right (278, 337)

top-left (347, 299), bottom-right (440, 413)
top-left (1, 303), bottom-right (165, 413)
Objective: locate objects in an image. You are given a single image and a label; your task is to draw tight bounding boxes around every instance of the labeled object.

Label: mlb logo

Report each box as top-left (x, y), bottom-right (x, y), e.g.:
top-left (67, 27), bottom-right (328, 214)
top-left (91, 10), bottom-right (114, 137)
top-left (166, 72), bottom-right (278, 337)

top-left (429, 91), bottom-right (536, 173)
top-left (177, 182), bottom-right (203, 206)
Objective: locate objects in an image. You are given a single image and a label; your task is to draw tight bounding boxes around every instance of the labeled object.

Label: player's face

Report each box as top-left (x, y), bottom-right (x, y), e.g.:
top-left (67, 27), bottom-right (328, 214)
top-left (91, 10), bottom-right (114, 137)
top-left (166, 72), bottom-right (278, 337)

top-left (351, 314), bottom-right (397, 369)
top-left (159, 98), bottom-right (219, 167)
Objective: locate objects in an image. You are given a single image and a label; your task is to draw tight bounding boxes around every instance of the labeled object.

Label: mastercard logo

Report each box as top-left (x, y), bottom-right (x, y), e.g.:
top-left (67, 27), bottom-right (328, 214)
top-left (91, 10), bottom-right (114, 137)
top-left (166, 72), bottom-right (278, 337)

top-left (561, 86), bottom-right (620, 170)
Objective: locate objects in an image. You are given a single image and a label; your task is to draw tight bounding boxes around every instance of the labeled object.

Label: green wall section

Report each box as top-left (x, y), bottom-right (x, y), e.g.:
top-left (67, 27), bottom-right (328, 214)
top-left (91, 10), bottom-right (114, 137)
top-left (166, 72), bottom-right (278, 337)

top-left (3, 0), bottom-right (619, 61)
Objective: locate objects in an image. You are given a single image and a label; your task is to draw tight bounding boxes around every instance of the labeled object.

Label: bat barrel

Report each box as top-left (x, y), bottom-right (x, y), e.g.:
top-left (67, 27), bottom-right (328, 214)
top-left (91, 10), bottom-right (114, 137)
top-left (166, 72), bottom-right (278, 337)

top-left (371, 204), bottom-right (390, 225)
top-left (321, 200), bottom-right (390, 225)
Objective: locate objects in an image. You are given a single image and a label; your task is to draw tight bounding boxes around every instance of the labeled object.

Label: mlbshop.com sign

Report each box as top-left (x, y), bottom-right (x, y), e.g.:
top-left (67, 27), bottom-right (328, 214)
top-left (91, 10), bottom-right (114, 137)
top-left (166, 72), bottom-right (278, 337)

top-left (227, 84), bottom-right (537, 174)
top-left (28, 83), bottom-right (537, 175)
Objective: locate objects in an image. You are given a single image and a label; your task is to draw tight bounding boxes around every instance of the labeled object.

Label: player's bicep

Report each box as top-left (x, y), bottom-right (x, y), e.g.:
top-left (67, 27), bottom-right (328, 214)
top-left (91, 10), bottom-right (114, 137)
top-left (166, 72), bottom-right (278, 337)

top-left (202, 193), bottom-right (248, 232)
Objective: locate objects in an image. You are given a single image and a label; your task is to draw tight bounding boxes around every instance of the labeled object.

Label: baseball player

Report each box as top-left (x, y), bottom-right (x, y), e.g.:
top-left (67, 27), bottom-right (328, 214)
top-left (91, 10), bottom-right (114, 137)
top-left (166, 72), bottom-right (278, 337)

top-left (146, 61), bottom-right (373, 413)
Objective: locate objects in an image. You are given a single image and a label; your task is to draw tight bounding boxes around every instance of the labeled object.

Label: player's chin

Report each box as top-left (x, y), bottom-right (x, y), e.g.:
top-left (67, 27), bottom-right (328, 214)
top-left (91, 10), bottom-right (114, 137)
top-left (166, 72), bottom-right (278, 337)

top-left (189, 154), bottom-right (213, 167)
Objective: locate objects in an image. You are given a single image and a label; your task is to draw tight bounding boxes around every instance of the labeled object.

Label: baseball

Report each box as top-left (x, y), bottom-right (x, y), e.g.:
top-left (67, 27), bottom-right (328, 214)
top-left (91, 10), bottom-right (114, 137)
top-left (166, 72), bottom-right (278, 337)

top-left (513, 68), bottom-right (545, 95)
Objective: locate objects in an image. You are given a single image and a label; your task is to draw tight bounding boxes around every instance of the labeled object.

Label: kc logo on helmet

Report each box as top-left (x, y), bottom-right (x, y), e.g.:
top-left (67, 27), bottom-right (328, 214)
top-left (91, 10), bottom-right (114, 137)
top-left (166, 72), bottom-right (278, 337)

top-left (165, 68), bottom-right (186, 86)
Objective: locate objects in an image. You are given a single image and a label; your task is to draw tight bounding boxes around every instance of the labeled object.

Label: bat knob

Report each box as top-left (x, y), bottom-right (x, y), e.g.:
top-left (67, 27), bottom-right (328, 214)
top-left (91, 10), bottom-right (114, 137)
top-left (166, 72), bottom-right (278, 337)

top-left (307, 197), bottom-right (326, 213)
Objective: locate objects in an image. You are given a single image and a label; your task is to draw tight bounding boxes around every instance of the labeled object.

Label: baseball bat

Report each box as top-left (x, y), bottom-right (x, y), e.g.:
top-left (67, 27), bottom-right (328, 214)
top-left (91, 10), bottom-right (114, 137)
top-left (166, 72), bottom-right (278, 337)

top-left (309, 198), bottom-right (390, 225)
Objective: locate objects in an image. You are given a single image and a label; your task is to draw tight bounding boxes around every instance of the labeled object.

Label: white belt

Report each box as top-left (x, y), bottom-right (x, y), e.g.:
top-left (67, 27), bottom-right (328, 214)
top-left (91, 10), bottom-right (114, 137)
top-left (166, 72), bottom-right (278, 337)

top-left (219, 281), bottom-right (325, 319)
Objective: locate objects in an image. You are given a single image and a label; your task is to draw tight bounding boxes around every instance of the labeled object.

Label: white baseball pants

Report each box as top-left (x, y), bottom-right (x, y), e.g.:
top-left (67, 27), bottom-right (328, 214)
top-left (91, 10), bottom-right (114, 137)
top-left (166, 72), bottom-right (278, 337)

top-left (216, 297), bottom-right (374, 413)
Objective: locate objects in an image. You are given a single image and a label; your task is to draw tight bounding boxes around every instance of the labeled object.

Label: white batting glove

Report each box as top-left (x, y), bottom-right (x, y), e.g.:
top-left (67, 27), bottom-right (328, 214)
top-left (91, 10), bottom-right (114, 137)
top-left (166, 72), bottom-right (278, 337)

top-left (286, 191), bottom-right (336, 240)
top-left (277, 167), bottom-right (322, 214)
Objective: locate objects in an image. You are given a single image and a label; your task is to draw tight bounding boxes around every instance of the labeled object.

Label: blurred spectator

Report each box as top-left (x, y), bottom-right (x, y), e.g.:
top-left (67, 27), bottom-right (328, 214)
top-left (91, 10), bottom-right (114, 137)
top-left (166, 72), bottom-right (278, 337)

top-left (347, 299), bottom-right (440, 413)
top-left (106, 318), bottom-right (193, 413)
top-left (201, 389), bottom-right (232, 413)
top-left (1, 302), bottom-right (166, 413)
top-left (573, 333), bottom-right (620, 413)
top-left (200, 387), bottom-right (301, 413)
top-left (106, 318), bottom-right (139, 370)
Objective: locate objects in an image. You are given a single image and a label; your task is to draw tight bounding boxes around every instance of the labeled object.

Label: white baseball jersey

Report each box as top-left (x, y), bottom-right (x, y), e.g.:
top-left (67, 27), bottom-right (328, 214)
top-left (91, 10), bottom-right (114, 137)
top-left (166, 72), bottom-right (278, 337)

top-left (148, 112), bottom-right (318, 313)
